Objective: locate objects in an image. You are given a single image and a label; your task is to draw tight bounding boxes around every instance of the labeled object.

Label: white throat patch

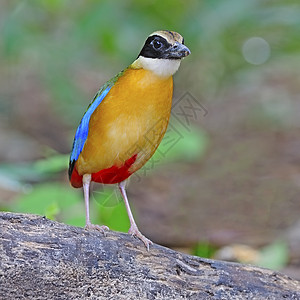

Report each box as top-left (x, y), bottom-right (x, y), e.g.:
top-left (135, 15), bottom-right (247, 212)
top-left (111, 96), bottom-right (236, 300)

top-left (133, 57), bottom-right (181, 78)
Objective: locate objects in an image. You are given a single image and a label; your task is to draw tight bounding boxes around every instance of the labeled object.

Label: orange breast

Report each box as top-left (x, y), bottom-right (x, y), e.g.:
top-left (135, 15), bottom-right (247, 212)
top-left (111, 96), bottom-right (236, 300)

top-left (72, 68), bottom-right (173, 187)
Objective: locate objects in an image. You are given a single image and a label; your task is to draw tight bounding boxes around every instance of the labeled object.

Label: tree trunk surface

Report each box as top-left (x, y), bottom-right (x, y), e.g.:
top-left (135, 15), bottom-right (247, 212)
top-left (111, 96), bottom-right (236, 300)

top-left (0, 212), bottom-right (299, 300)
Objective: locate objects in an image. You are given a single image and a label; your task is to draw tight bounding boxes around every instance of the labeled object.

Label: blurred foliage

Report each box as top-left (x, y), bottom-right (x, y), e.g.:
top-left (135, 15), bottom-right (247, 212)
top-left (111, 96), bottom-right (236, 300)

top-left (0, 1), bottom-right (300, 269)
top-left (0, 155), bottom-right (68, 185)
top-left (193, 242), bottom-right (218, 259)
top-left (1, 0), bottom-right (300, 122)
top-left (13, 183), bottom-right (82, 222)
top-left (256, 240), bottom-right (289, 270)
top-left (200, 240), bottom-right (289, 270)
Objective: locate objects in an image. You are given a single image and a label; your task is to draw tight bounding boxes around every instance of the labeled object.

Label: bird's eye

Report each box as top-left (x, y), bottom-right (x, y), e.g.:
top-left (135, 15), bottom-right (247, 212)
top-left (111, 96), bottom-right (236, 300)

top-left (152, 40), bottom-right (162, 49)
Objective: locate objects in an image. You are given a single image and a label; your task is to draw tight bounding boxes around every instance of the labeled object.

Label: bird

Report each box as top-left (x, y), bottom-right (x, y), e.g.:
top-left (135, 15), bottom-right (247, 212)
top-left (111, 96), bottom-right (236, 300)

top-left (68, 30), bottom-right (190, 250)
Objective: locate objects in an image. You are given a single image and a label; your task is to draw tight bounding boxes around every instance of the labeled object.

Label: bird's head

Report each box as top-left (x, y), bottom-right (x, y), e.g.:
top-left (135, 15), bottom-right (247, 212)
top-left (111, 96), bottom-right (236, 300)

top-left (132, 30), bottom-right (191, 78)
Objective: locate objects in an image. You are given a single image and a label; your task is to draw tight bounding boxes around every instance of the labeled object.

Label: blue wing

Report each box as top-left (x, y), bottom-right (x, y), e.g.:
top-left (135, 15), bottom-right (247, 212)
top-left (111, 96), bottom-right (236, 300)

top-left (68, 84), bottom-right (113, 179)
top-left (70, 85), bottom-right (111, 162)
top-left (68, 69), bottom-right (125, 179)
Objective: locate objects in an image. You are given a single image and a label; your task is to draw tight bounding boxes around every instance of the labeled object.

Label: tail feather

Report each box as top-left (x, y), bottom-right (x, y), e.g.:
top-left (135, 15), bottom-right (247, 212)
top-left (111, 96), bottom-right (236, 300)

top-left (68, 159), bottom-right (75, 181)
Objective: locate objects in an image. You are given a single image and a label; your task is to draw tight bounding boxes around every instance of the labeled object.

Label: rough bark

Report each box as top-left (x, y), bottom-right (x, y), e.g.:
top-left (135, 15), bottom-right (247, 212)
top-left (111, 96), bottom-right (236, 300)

top-left (0, 212), bottom-right (299, 300)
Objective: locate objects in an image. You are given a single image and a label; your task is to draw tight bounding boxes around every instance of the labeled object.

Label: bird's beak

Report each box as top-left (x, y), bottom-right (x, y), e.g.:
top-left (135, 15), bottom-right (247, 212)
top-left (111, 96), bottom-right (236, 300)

top-left (163, 42), bottom-right (191, 59)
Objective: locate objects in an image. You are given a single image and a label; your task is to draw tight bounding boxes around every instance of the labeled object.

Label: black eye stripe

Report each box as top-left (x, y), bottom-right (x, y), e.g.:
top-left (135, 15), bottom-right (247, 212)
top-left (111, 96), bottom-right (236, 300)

top-left (138, 34), bottom-right (182, 59)
top-left (144, 35), bottom-right (171, 48)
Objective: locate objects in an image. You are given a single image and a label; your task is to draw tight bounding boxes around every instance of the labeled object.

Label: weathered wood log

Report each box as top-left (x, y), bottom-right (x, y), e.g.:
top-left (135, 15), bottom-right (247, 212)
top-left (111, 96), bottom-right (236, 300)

top-left (0, 212), bottom-right (299, 300)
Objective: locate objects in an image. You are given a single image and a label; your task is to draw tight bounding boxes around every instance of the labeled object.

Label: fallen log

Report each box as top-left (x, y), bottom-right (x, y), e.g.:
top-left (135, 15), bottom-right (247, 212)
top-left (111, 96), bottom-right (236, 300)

top-left (0, 212), bottom-right (299, 299)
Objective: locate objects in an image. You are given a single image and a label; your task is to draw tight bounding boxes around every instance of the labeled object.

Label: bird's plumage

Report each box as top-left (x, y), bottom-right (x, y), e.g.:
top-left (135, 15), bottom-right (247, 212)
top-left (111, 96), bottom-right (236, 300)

top-left (68, 30), bottom-right (190, 249)
top-left (68, 71), bottom-right (124, 183)
top-left (69, 67), bottom-right (173, 187)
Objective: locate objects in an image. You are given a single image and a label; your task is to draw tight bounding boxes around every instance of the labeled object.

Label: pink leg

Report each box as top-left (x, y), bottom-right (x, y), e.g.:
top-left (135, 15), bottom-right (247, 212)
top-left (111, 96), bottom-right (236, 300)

top-left (83, 174), bottom-right (109, 233)
top-left (118, 180), bottom-right (153, 251)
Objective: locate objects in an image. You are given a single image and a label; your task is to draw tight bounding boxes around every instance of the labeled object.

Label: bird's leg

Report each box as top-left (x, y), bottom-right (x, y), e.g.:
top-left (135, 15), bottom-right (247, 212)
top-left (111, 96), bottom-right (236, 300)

top-left (118, 180), bottom-right (153, 251)
top-left (83, 174), bottom-right (109, 234)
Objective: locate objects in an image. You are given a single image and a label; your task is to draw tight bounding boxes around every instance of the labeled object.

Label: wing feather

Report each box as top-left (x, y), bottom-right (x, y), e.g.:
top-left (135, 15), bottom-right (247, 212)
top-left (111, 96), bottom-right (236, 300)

top-left (68, 70), bottom-right (125, 179)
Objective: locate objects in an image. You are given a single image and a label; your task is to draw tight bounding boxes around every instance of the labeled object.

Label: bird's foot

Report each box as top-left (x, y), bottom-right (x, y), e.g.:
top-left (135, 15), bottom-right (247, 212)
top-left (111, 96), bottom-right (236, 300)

top-left (85, 222), bottom-right (109, 236)
top-left (128, 225), bottom-right (153, 251)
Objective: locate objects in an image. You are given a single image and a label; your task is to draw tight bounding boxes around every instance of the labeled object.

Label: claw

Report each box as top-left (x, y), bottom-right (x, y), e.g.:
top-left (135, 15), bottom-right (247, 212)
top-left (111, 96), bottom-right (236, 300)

top-left (85, 223), bottom-right (109, 236)
top-left (128, 225), bottom-right (153, 251)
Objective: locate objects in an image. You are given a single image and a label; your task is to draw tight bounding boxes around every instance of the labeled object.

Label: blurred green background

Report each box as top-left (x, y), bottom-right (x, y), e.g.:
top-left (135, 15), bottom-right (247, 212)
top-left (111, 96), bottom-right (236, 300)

top-left (1, 0), bottom-right (300, 278)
